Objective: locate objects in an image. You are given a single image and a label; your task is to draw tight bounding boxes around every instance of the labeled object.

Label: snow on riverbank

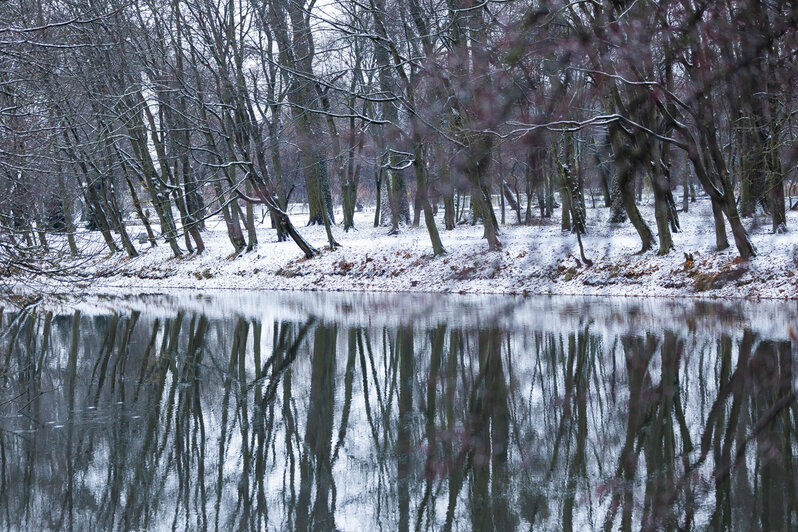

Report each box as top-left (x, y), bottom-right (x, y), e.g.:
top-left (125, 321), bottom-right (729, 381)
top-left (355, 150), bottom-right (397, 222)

top-left (11, 196), bottom-right (798, 299)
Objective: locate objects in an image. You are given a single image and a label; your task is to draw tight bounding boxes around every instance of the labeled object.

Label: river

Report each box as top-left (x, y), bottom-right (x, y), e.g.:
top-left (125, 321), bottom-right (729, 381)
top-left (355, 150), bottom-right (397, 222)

top-left (1, 291), bottom-right (796, 531)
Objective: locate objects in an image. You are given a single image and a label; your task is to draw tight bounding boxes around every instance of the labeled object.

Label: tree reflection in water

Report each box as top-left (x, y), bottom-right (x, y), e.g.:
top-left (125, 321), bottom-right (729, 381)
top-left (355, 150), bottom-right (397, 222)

top-left (0, 294), bottom-right (796, 531)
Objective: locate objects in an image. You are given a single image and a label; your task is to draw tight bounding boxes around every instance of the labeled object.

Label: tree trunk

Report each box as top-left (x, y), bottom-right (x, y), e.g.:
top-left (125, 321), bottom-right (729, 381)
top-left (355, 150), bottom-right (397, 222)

top-left (61, 192), bottom-right (78, 255)
top-left (502, 181), bottom-right (521, 224)
top-left (560, 163), bottom-right (572, 231)
top-left (342, 178), bottom-right (358, 232)
top-left (119, 161), bottom-right (157, 248)
top-left (622, 176), bottom-right (656, 253)
top-left (245, 181), bottom-right (258, 251)
top-left (104, 179), bottom-right (138, 258)
top-left (466, 140), bottom-right (501, 251)
top-left (651, 167), bottom-right (674, 255)
top-left (711, 198), bottom-right (729, 250)
top-left (373, 168), bottom-right (383, 228)
top-left (217, 181), bottom-right (246, 253)
top-left (271, 0), bottom-right (334, 228)
top-left (412, 187), bottom-right (422, 227)
top-left (650, 137), bottom-right (678, 255)
top-left (413, 141), bottom-right (446, 255)
top-left (609, 125), bottom-right (655, 251)
top-left (682, 167), bottom-right (690, 213)
top-left (441, 162), bottom-right (456, 230)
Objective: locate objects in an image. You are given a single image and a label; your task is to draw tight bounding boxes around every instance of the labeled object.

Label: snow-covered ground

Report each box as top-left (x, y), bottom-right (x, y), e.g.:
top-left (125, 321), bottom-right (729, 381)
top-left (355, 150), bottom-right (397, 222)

top-left (11, 195), bottom-right (798, 299)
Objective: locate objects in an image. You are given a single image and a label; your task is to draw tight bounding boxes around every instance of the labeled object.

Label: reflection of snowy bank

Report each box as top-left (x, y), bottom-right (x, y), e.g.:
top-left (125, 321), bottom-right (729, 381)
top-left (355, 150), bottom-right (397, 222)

top-left (11, 197), bottom-right (798, 300)
top-left (46, 289), bottom-right (798, 341)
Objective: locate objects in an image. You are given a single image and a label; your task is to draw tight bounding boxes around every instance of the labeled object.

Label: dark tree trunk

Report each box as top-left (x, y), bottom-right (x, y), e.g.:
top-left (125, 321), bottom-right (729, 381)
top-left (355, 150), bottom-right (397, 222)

top-left (413, 142), bottom-right (446, 255)
top-left (609, 125), bottom-right (655, 251)
top-left (502, 181), bottom-right (521, 224)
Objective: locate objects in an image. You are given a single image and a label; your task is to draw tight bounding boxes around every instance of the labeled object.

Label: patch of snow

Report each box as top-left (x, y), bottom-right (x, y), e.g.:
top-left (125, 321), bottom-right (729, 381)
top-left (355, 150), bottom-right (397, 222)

top-left (10, 196), bottom-right (798, 300)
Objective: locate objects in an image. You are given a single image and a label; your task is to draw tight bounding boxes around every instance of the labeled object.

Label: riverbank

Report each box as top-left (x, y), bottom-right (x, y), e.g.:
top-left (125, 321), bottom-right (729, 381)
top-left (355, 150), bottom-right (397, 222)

top-left (11, 197), bottom-right (798, 300)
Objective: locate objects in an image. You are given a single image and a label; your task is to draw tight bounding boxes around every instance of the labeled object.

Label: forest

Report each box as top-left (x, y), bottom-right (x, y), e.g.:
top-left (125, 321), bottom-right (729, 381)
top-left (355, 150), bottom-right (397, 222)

top-left (0, 0), bottom-right (797, 276)
top-left (3, 2), bottom-right (798, 528)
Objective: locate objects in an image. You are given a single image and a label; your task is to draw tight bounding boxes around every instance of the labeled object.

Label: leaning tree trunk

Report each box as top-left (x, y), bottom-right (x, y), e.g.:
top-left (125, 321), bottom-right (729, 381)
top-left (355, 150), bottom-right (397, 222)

top-left (464, 135), bottom-right (501, 250)
top-left (214, 180), bottom-right (246, 253)
top-left (502, 181), bottom-right (521, 224)
top-left (117, 154), bottom-right (156, 248)
top-left (58, 176), bottom-right (79, 255)
top-left (122, 94), bottom-right (182, 257)
top-left (413, 141), bottom-right (446, 255)
top-left (102, 177), bottom-right (138, 258)
top-left (609, 125), bottom-right (655, 252)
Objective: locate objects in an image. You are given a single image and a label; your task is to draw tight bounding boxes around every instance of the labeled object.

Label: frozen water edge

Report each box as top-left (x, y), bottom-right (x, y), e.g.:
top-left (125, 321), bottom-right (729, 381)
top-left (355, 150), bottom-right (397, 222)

top-left (9, 196), bottom-right (798, 300)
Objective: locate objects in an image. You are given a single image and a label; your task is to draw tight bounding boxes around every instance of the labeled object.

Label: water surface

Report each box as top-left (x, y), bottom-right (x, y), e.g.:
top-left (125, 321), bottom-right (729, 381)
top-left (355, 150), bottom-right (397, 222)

top-left (1, 292), bottom-right (796, 531)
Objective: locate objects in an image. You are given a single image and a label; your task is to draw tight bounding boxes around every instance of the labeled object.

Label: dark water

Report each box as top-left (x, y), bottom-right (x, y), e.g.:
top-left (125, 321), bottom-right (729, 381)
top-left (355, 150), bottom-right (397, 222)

top-left (1, 292), bottom-right (797, 531)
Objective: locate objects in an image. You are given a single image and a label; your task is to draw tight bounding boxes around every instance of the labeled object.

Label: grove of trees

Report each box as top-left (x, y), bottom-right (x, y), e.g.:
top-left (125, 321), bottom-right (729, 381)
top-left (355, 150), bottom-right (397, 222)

top-left (1, 0), bottom-right (796, 269)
